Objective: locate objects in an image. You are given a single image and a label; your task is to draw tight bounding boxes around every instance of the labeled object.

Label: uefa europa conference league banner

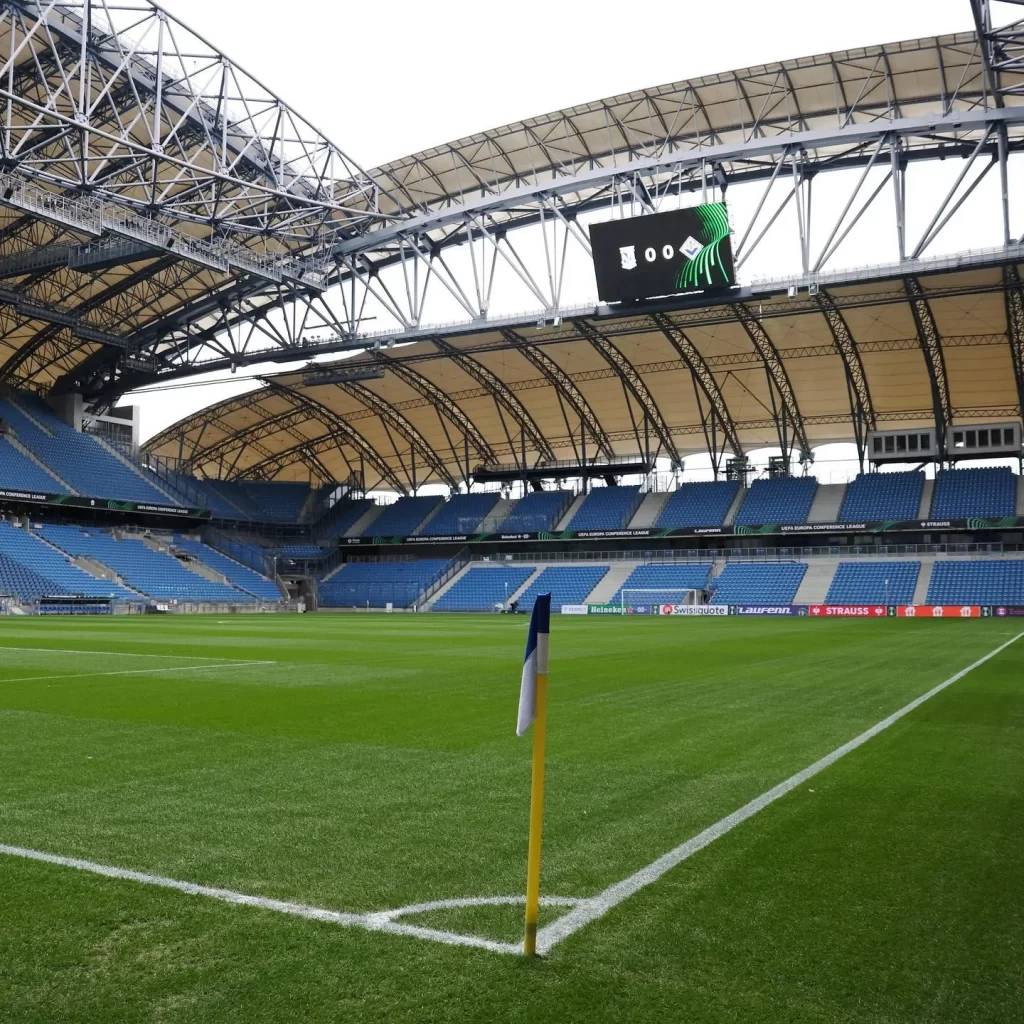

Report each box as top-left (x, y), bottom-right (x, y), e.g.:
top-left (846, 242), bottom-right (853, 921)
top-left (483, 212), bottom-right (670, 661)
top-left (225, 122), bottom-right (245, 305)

top-left (0, 487), bottom-right (209, 519)
top-left (342, 515), bottom-right (1024, 547)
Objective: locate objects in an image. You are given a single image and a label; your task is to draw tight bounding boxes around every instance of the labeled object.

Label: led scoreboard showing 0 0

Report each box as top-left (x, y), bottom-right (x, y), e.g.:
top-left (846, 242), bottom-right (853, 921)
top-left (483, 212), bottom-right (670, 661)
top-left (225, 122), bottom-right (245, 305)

top-left (589, 203), bottom-right (736, 303)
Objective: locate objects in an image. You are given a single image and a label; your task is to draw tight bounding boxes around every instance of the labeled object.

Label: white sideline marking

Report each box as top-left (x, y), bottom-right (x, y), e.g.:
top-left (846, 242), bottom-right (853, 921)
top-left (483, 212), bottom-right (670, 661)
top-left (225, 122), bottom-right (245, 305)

top-left (0, 645), bottom-right (270, 663)
top-left (0, 633), bottom-right (1018, 957)
top-left (534, 630), bottom-right (1024, 954)
top-left (0, 844), bottom-right (574, 955)
top-left (1, 661), bottom-right (275, 684)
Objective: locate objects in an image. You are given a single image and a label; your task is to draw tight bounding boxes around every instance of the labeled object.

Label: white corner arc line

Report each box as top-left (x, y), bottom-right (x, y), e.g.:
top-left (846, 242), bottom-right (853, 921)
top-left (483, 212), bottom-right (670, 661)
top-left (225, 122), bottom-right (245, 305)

top-left (1, 662), bottom-right (275, 684)
top-left (0, 645), bottom-right (274, 663)
top-left (534, 630), bottom-right (1024, 954)
top-left (0, 844), bottom-right (524, 955)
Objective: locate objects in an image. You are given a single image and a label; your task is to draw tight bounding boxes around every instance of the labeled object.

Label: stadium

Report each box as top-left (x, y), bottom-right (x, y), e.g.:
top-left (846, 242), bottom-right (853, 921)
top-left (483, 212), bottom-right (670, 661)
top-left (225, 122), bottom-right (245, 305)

top-left (1, 1), bottom-right (1022, 1020)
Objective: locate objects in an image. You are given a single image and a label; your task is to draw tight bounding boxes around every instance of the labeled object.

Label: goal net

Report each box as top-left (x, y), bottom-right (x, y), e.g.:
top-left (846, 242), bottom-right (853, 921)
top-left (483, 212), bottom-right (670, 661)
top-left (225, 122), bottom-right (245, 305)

top-left (620, 588), bottom-right (705, 612)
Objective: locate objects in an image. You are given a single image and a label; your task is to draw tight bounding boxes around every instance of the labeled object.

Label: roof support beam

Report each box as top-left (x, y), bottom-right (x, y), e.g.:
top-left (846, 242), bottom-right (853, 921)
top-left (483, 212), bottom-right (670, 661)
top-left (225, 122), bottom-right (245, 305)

top-left (731, 303), bottom-right (811, 462)
top-left (649, 312), bottom-right (744, 467)
top-left (1002, 264), bottom-right (1024, 417)
top-left (903, 276), bottom-right (952, 458)
top-left (373, 351), bottom-right (497, 466)
top-left (430, 337), bottom-right (554, 462)
top-left (251, 382), bottom-right (408, 493)
top-left (571, 318), bottom-right (681, 465)
top-left (338, 381), bottom-right (460, 490)
top-left (815, 290), bottom-right (876, 467)
top-left (499, 328), bottom-right (613, 459)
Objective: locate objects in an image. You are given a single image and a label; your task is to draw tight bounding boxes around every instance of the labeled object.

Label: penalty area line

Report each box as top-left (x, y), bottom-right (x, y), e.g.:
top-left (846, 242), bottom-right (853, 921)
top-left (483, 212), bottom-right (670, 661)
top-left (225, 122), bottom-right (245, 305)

top-left (0, 645), bottom-right (273, 663)
top-left (1, 661), bottom-right (275, 684)
top-left (534, 630), bottom-right (1024, 954)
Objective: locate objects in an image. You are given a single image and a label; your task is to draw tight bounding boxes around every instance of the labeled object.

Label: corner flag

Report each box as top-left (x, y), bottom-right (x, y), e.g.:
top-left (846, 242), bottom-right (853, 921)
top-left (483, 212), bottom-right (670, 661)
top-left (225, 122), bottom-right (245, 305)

top-left (517, 593), bottom-right (550, 736)
top-left (517, 593), bottom-right (551, 955)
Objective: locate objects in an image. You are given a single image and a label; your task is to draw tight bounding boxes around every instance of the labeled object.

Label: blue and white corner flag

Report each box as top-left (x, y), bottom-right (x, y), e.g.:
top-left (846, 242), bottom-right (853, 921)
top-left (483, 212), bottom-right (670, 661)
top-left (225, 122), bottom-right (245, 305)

top-left (517, 593), bottom-right (551, 736)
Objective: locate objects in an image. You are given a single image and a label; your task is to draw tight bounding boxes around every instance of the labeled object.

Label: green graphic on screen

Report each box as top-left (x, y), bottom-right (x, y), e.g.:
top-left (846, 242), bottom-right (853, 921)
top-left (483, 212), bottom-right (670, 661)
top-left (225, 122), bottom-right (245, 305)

top-left (675, 202), bottom-right (731, 291)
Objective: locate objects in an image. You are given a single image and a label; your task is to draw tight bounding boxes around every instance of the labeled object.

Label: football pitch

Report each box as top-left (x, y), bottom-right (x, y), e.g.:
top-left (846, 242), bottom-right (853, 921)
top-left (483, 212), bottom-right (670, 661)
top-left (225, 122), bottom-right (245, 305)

top-left (1, 614), bottom-right (1021, 1023)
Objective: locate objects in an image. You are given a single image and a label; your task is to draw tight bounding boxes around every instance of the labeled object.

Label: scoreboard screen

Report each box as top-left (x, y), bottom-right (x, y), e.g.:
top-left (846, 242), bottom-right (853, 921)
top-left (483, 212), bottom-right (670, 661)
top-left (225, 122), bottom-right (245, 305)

top-left (589, 203), bottom-right (736, 303)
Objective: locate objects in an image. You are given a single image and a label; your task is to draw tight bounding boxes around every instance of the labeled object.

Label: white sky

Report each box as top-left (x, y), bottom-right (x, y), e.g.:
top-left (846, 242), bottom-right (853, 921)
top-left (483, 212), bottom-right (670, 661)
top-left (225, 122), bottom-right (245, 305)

top-left (134, 0), bottom-right (998, 484)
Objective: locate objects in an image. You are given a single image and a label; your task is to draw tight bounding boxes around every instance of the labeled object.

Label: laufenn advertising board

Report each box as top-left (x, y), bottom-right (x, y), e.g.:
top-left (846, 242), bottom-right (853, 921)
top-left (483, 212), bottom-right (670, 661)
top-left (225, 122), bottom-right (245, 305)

top-left (589, 204), bottom-right (735, 302)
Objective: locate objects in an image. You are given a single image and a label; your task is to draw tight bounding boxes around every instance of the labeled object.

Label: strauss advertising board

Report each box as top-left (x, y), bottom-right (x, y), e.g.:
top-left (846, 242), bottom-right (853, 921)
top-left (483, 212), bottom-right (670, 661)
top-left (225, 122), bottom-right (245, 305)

top-left (589, 204), bottom-right (736, 303)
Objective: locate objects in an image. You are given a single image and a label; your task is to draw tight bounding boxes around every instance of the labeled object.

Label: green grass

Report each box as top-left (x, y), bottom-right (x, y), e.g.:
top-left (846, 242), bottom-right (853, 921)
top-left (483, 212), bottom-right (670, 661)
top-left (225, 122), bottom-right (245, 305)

top-left (0, 614), bottom-right (1021, 1022)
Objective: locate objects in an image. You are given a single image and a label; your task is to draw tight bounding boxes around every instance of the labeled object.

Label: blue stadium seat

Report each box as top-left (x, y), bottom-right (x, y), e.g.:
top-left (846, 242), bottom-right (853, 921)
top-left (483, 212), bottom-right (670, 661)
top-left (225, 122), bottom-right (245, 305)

top-left (432, 564), bottom-right (534, 611)
top-left (926, 560), bottom-right (1024, 604)
top-left (0, 437), bottom-right (68, 493)
top-left (173, 537), bottom-right (282, 601)
top-left (0, 521), bottom-right (134, 600)
top-left (656, 481), bottom-right (740, 528)
top-left (709, 563), bottom-right (807, 604)
top-left (825, 561), bottom-right (920, 604)
top-left (734, 478), bottom-right (817, 526)
top-left (611, 563), bottom-right (713, 605)
top-left (363, 496), bottom-right (442, 537)
top-left (0, 393), bottom-right (171, 504)
top-left (237, 482), bottom-right (310, 522)
top-left (39, 525), bottom-right (251, 602)
top-left (930, 468), bottom-right (1017, 518)
top-left (567, 486), bottom-right (641, 530)
top-left (320, 558), bottom-right (452, 608)
top-left (420, 493), bottom-right (499, 536)
top-left (838, 472), bottom-right (924, 521)
top-left (516, 565), bottom-right (610, 610)
top-left (498, 490), bottom-right (573, 533)
top-left (319, 498), bottom-right (374, 538)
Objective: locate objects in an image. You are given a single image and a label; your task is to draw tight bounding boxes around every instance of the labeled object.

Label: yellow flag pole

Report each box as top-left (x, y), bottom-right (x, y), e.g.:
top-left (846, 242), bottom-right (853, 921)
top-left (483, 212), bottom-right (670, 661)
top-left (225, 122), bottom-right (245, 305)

top-left (523, 669), bottom-right (548, 956)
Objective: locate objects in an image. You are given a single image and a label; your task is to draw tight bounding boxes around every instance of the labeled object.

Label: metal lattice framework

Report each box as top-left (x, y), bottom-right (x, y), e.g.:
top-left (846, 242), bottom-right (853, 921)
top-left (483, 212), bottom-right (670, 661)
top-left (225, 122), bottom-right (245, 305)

top-left (1, 1), bottom-right (1023, 487)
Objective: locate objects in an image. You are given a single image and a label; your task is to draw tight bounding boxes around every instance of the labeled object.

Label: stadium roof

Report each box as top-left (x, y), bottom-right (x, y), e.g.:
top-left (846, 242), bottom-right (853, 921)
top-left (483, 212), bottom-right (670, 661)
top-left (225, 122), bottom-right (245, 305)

top-left (3, 3), bottom-right (1024, 487)
top-left (144, 262), bottom-right (1024, 491)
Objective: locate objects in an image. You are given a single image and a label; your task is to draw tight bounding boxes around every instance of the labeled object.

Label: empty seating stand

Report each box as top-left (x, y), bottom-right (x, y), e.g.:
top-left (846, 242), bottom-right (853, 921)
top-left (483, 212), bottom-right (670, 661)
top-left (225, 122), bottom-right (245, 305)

top-left (825, 561), bottom-right (920, 604)
top-left (656, 481), bottom-right (739, 528)
top-left (39, 525), bottom-right (249, 603)
top-left (498, 491), bottom-right (572, 533)
top-left (173, 537), bottom-right (282, 601)
top-left (567, 486), bottom-right (641, 531)
top-left (0, 522), bottom-right (133, 600)
top-left (420, 493), bottom-right (499, 536)
top-left (432, 564), bottom-right (534, 611)
top-left (0, 392), bottom-right (170, 504)
top-left (0, 437), bottom-right (68, 493)
top-left (516, 565), bottom-right (609, 610)
top-left (926, 560), bottom-right (1024, 605)
top-left (838, 472), bottom-right (924, 521)
top-left (320, 558), bottom-right (452, 608)
top-left (318, 498), bottom-right (374, 538)
top-left (238, 482), bottom-right (310, 523)
top-left (710, 563), bottom-right (807, 605)
top-left (611, 563), bottom-right (713, 604)
top-left (930, 468), bottom-right (1017, 518)
top-left (363, 496), bottom-right (441, 538)
top-left (734, 478), bottom-right (817, 526)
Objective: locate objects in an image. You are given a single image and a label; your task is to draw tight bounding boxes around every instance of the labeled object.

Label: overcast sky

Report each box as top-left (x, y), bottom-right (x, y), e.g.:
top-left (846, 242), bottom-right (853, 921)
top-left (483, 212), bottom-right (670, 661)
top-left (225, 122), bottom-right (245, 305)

top-left (136, 0), bottom-right (989, 480)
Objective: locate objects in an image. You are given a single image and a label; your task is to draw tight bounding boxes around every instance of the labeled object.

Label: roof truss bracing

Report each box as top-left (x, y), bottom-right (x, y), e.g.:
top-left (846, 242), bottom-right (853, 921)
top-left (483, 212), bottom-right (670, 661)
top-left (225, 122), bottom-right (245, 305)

top-left (337, 381), bottom-right (460, 490)
top-left (430, 336), bottom-right (554, 463)
top-left (649, 311), bottom-right (743, 466)
top-left (372, 350), bottom-right (497, 466)
top-left (904, 275), bottom-right (952, 453)
top-left (731, 302), bottom-right (811, 461)
top-left (253, 383), bottom-right (408, 492)
top-left (1002, 263), bottom-right (1024, 415)
top-left (571, 317), bottom-right (681, 466)
top-left (499, 328), bottom-right (613, 459)
top-left (815, 289), bottom-right (876, 461)
top-left (144, 262), bottom-right (1024, 488)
